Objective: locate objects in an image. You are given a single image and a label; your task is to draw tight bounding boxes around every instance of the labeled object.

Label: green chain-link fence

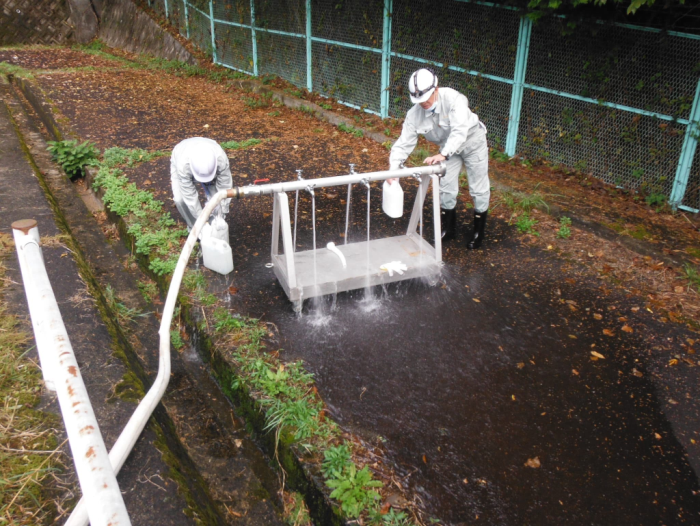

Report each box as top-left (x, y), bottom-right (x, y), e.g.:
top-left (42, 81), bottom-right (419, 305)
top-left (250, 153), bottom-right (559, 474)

top-left (143, 0), bottom-right (700, 213)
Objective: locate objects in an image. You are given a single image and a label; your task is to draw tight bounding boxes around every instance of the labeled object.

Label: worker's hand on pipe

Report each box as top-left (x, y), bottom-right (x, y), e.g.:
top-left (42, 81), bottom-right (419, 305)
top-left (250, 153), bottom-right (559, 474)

top-left (424, 153), bottom-right (446, 165)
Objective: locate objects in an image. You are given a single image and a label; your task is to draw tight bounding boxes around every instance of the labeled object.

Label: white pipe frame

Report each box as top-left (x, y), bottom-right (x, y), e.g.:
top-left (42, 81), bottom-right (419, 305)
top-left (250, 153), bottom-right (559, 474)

top-left (67, 165), bottom-right (446, 525)
top-left (12, 222), bottom-right (131, 526)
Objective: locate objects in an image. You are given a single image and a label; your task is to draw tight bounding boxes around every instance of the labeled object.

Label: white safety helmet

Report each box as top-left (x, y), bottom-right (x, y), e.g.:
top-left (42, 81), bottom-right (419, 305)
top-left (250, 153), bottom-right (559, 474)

top-left (189, 145), bottom-right (218, 183)
top-left (408, 68), bottom-right (438, 104)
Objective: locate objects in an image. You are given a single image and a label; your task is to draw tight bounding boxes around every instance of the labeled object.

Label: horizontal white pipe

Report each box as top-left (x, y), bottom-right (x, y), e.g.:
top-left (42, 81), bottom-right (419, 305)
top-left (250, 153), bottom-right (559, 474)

top-left (12, 222), bottom-right (131, 526)
top-left (66, 191), bottom-right (228, 526)
top-left (234, 164), bottom-right (446, 197)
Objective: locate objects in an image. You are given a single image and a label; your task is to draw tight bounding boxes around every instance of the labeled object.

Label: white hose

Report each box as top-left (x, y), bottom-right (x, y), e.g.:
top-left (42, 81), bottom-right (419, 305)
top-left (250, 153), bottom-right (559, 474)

top-left (65, 190), bottom-right (229, 526)
top-left (326, 242), bottom-right (347, 268)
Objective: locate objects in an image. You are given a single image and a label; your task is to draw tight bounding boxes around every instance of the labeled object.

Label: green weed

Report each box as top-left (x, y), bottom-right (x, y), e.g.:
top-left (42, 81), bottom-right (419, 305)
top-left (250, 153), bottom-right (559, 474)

top-left (645, 193), bottom-right (666, 207)
top-left (408, 147), bottom-right (430, 166)
top-left (0, 62), bottom-right (34, 79)
top-left (170, 330), bottom-right (184, 351)
top-left (283, 491), bottom-right (312, 526)
top-left (104, 285), bottom-right (142, 325)
top-left (557, 216), bottom-right (572, 239)
top-left (684, 264), bottom-right (700, 292)
top-left (244, 92), bottom-right (274, 109)
top-left (93, 147), bottom-right (187, 276)
top-left (47, 139), bottom-right (99, 179)
top-left (298, 105), bottom-right (315, 115)
top-left (321, 443), bottom-right (353, 479)
top-left (515, 213), bottom-right (539, 236)
top-left (319, 102), bottom-right (333, 110)
top-left (489, 148), bottom-right (510, 162)
top-left (213, 308), bottom-right (249, 332)
top-left (326, 464), bottom-right (383, 519)
top-left (338, 122), bottom-right (364, 138)
top-left (220, 138), bottom-right (262, 150)
top-left (137, 279), bottom-right (159, 303)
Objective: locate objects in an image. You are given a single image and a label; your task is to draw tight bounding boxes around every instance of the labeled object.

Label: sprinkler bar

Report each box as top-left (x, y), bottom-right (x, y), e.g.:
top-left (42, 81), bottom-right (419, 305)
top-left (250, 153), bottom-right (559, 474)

top-left (227, 164), bottom-right (446, 199)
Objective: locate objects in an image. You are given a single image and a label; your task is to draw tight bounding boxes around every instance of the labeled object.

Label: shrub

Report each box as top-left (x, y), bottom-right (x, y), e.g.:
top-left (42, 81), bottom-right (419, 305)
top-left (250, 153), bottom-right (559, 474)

top-left (47, 140), bottom-right (99, 179)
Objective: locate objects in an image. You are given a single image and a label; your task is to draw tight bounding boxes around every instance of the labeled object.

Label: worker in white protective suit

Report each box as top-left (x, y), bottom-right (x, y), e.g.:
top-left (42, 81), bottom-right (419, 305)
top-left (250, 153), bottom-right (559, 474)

top-left (170, 137), bottom-right (232, 232)
top-left (389, 69), bottom-right (490, 249)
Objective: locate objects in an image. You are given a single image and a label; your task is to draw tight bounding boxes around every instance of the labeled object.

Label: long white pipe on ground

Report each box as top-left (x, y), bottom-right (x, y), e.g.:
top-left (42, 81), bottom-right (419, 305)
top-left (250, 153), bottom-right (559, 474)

top-left (65, 191), bottom-right (227, 526)
top-left (11, 220), bottom-right (131, 526)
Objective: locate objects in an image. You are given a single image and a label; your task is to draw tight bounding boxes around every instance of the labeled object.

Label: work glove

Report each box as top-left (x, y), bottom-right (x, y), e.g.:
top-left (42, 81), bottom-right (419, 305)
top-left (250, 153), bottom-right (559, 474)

top-left (380, 261), bottom-right (408, 277)
top-left (221, 198), bottom-right (230, 215)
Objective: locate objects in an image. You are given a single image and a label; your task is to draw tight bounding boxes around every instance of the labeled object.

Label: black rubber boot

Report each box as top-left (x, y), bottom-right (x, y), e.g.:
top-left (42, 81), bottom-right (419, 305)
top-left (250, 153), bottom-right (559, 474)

top-left (467, 210), bottom-right (488, 250)
top-left (441, 208), bottom-right (457, 241)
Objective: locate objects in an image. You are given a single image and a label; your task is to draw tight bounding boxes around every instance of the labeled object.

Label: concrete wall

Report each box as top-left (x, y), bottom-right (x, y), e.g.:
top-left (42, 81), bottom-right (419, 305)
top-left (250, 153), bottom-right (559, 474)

top-left (0, 0), bottom-right (74, 45)
top-left (98, 0), bottom-right (196, 64)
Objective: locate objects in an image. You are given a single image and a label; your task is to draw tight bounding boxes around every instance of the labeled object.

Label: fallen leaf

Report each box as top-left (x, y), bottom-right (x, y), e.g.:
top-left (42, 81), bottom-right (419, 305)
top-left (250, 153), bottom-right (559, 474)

top-left (603, 328), bottom-right (614, 336)
top-left (669, 359), bottom-right (678, 366)
top-left (632, 368), bottom-right (643, 377)
top-left (591, 351), bottom-right (605, 359)
top-left (618, 316), bottom-right (628, 322)
top-left (463, 478), bottom-right (469, 484)
top-left (234, 439), bottom-right (242, 447)
top-left (511, 395), bottom-right (516, 400)
top-left (524, 457), bottom-right (541, 468)
top-left (593, 313), bottom-right (603, 320)
top-left (668, 398), bottom-right (679, 405)
top-left (572, 369), bottom-right (579, 375)
top-left (228, 286), bottom-right (239, 294)
top-left (621, 325), bottom-right (633, 333)
top-left (422, 455), bottom-right (427, 464)
top-left (631, 307), bottom-right (640, 312)
top-left (674, 286), bottom-right (684, 293)
top-left (473, 298), bottom-right (480, 303)
top-left (568, 334), bottom-right (577, 339)
top-left (517, 362), bottom-right (525, 369)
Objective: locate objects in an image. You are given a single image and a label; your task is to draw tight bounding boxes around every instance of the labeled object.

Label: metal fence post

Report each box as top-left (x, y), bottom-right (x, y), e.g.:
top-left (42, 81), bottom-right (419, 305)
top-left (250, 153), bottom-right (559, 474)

top-left (209, 0), bottom-right (217, 63)
top-left (670, 78), bottom-right (700, 209)
top-left (380, 0), bottom-right (393, 119)
top-left (164, 0), bottom-right (169, 19)
top-left (505, 16), bottom-right (532, 157)
top-left (306, 0), bottom-right (312, 91)
top-left (250, 0), bottom-right (258, 76)
top-left (183, 0), bottom-right (190, 39)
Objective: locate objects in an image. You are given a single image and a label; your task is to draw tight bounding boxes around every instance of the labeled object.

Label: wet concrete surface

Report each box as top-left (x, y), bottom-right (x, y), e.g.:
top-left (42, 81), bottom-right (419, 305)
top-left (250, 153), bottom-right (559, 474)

top-left (217, 185), bottom-right (700, 524)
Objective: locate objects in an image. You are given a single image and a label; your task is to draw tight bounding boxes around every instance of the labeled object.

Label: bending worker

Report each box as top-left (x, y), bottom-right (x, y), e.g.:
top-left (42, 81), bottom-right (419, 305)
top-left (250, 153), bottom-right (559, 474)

top-left (389, 68), bottom-right (490, 249)
top-left (171, 137), bottom-right (232, 231)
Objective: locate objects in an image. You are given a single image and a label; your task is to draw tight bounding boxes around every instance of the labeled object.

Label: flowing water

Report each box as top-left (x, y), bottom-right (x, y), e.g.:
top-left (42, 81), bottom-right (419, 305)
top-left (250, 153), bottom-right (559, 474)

top-left (344, 183), bottom-right (352, 245)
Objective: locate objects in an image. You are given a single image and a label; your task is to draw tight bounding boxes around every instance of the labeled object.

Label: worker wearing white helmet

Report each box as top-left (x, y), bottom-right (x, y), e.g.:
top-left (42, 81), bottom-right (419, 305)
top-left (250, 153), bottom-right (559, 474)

top-left (170, 137), bottom-right (232, 231)
top-left (389, 68), bottom-right (490, 249)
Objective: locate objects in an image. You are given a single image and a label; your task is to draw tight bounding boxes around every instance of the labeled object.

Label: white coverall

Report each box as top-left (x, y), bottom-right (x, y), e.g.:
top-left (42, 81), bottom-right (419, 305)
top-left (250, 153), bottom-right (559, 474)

top-left (389, 87), bottom-right (490, 212)
top-left (170, 137), bottom-right (232, 230)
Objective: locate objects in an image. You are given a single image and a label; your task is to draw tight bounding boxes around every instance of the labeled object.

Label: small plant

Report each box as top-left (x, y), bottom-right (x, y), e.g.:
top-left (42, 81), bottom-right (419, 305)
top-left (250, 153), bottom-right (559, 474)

top-left (645, 193), bottom-right (666, 207)
top-left (322, 443), bottom-right (353, 479)
top-left (137, 279), bottom-right (159, 303)
top-left (283, 491), bottom-right (312, 526)
top-left (384, 128), bottom-right (392, 137)
top-left (338, 122), bottom-right (364, 138)
top-left (684, 264), bottom-right (700, 292)
top-left (326, 464), bottom-right (383, 519)
top-left (408, 147), bottom-right (430, 166)
top-left (220, 138), bottom-right (262, 150)
top-left (47, 139), bottom-right (99, 179)
top-left (319, 102), bottom-right (333, 110)
top-left (489, 148), bottom-right (510, 162)
top-left (557, 216), bottom-right (572, 239)
top-left (515, 213), bottom-right (539, 236)
top-left (268, 110), bottom-right (282, 117)
top-left (170, 329), bottom-right (184, 350)
top-left (213, 308), bottom-right (247, 332)
top-left (298, 105), bottom-right (315, 115)
top-left (104, 285), bottom-right (142, 325)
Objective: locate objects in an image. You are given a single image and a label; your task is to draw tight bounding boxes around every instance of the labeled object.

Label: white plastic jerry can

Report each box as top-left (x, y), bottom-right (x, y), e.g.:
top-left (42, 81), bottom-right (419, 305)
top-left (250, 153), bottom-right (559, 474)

top-left (201, 236), bottom-right (234, 275)
top-left (382, 180), bottom-right (404, 218)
